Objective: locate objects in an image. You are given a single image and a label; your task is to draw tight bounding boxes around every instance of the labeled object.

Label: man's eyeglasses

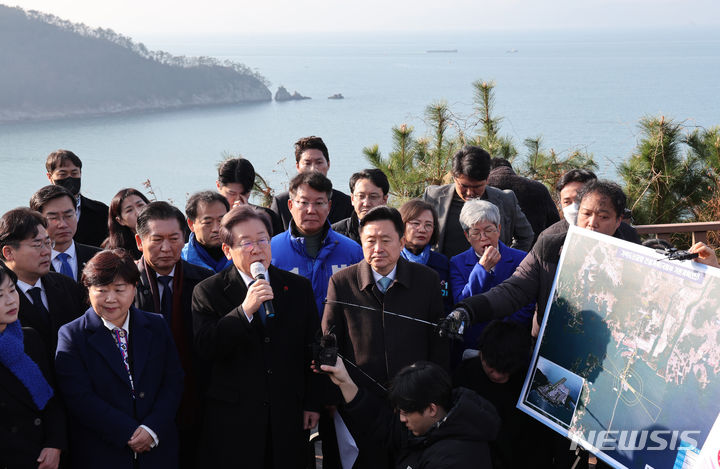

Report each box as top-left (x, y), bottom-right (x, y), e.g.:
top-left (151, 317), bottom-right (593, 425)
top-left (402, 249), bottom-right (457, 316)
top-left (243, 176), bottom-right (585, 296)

top-left (293, 200), bottom-right (329, 210)
top-left (467, 227), bottom-right (498, 239)
top-left (23, 239), bottom-right (55, 251)
top-left (237, 238), bottom-right (270, 251)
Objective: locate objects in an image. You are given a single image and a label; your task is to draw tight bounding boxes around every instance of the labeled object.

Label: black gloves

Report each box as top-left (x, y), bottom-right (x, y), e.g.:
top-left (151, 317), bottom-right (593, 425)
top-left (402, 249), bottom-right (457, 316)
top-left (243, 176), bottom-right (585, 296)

top-left (436, 307), bottom-right (470, 340)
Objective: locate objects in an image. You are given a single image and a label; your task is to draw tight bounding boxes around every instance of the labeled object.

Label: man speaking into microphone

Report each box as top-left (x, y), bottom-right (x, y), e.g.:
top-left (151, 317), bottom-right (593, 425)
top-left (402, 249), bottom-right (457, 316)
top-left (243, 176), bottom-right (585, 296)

top-left (250, 261), bottom-right (275, 318)
top-left (192, 205), bottom-right (322, 469)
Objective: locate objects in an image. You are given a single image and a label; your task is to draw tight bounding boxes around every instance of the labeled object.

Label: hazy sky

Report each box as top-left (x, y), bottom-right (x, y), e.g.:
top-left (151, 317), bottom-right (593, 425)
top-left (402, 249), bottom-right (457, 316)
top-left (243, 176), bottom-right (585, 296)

top-left (8, 0), bottom-right (720, 37)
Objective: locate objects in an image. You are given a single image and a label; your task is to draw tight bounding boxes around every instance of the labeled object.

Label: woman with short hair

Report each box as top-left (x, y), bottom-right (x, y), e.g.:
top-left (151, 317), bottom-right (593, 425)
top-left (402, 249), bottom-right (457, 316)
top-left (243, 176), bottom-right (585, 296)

top-left (0, 262), bottom-right (65, 469)
top-left (55, 249), bottom-right (183, 469)
top-left (449, 199), bottom-right (534, 355)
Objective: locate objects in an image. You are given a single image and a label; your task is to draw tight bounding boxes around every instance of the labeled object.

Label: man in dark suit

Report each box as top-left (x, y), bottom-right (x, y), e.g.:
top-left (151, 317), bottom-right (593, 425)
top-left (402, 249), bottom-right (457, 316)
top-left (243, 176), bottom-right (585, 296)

top-left (423, 145), bottom-right (534, 258)
top-left (270, 136), bottom-right (353, 229)
top-left (132, 201), bottom-right (213, 469)
top-left (322, 206), bottom-right (449, 469)
top-left (0, 208), bottom-right (86, 355)
top-left (30, 185), bottom-right (102, 283)
top-left (488, 158), bottom-right (560, 245)
top-left (45, 149), bottom-right (109, 248)
top-left (331, 168), bottom-right (390, 244)
top-left (192, 205), bottom-right (322, 469)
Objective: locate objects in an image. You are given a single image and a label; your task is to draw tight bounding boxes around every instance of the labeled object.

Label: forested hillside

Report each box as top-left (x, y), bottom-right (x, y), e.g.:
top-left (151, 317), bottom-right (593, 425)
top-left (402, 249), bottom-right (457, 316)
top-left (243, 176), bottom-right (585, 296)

top-left (0, 5), bottom-right (271, 121)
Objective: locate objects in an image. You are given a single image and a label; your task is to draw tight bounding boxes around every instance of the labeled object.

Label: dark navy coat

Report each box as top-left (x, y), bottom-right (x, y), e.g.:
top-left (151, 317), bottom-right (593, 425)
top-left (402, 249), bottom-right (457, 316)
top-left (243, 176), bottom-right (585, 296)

top-left (55, 307), bottom-right (184, 469)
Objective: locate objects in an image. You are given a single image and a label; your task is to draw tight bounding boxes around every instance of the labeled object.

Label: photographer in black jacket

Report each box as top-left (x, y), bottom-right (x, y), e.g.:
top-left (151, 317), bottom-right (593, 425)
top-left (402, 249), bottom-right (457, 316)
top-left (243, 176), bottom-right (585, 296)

top-left (318, 358), bottom-right (500, 469)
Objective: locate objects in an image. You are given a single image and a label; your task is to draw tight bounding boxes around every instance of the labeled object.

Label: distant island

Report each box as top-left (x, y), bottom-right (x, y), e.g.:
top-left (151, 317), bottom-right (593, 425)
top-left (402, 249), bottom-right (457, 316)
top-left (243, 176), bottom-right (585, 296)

top-left (275, 86), bottom-right (310, 102)
top-left (0, 5), bottom-right (272, 122)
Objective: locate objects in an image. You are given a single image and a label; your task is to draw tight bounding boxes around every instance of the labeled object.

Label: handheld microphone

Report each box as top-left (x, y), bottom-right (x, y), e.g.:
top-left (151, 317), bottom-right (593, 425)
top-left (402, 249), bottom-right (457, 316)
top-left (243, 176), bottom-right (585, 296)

top-left (250, 262), bottom-right (275, 318)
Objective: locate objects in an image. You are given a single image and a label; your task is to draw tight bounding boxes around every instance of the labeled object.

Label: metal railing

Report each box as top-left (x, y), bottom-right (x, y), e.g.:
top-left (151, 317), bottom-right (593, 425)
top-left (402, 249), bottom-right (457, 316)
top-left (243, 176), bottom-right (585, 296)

top-left (634, 221), bottom-right (720, 244)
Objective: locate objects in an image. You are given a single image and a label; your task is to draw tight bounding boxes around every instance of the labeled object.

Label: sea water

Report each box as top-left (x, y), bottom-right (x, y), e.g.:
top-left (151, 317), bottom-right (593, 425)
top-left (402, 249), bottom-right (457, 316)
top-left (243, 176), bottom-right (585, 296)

top-left (1, 29), bottom-right (718, 213)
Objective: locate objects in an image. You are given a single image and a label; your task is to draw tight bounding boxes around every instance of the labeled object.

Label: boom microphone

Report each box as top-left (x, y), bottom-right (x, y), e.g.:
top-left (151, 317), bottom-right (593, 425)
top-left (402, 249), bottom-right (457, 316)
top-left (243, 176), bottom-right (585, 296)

top-left (250, 262), bottom-right (275, 318)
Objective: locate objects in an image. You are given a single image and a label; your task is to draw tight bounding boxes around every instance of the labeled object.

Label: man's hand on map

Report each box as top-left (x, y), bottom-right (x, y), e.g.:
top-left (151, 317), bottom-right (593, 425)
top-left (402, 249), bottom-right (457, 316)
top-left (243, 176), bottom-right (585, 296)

top-left (689, 242), bottom-right (719, 268)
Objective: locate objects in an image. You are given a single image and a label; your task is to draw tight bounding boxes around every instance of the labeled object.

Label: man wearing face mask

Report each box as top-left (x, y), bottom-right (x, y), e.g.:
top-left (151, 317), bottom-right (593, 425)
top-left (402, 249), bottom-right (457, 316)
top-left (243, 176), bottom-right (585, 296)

top-left (541, 168), bottom-right (641, 243)
top-left (45, 149), bottom-right (109, 248)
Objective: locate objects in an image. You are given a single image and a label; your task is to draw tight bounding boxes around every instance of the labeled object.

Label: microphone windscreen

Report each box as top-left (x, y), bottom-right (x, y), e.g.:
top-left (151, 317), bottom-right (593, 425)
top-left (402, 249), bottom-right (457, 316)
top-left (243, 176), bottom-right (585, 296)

top-left (250, 261), bottom-right (265, 279)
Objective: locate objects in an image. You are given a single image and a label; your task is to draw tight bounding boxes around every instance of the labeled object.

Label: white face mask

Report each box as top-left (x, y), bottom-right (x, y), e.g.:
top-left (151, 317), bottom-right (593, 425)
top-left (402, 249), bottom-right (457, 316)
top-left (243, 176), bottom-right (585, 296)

top-left (563, 202), bottom-right (579, 225)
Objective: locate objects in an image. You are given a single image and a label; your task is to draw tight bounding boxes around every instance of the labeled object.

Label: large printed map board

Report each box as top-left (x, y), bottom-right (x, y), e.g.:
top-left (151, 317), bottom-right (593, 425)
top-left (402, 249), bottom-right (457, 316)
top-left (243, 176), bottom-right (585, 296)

top-left (518, 226), bottom-right (720, 469)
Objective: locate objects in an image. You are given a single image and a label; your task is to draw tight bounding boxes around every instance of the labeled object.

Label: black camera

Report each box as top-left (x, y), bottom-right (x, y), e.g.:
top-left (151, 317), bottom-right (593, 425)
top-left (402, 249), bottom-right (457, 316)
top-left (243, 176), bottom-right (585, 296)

top-left (312, 332), bottom-right (338, 369)
top-left (656, 247), bottom-right (699, 261)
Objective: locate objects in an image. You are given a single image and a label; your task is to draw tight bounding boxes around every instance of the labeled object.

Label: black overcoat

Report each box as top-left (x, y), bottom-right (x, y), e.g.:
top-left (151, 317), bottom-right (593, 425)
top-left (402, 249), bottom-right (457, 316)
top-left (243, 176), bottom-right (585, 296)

top-left (0, 327), bottom-right (67, 467)
top-left (192, 265), bottom-right (322, 469)
top-left (74, 195), bottom-right (109, 248)
top-left (17, 272), bottom-right (87, 357)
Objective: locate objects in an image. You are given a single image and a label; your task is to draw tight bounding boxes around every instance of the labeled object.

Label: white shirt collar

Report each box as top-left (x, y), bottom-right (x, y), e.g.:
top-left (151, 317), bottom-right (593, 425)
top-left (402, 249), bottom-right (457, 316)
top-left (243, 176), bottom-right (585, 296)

top-left (371, 264), bottom-right (398, 284)
top-left (75, 195), bottom-right (82, 219)
top-left (52, 240), bottom-right (77, 261)
top-left (237, 265), bottom-right (269, 288)
top-left (100, 310), bottom-right (131, 333)
top-left (17, 278), bottom-right (43, 295)
top-left (155, 265), bottom-right (176, 279)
